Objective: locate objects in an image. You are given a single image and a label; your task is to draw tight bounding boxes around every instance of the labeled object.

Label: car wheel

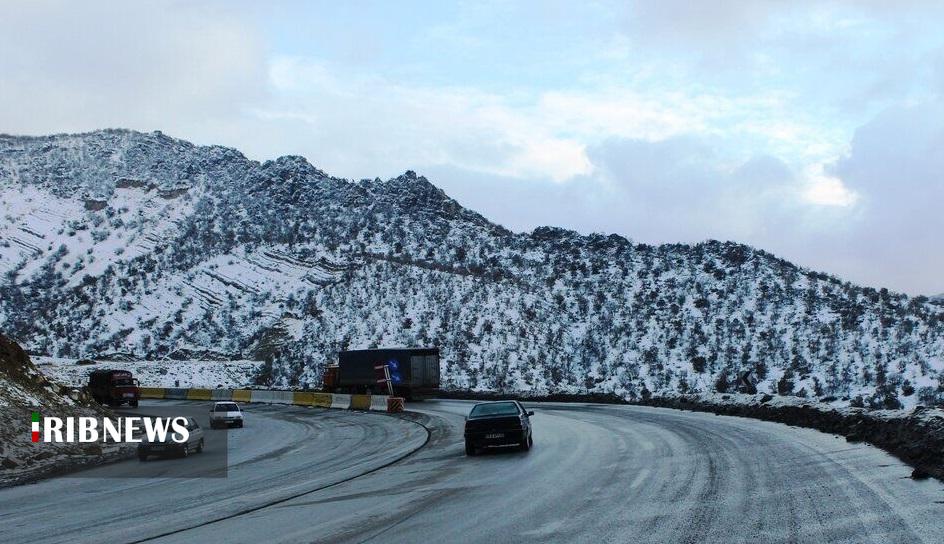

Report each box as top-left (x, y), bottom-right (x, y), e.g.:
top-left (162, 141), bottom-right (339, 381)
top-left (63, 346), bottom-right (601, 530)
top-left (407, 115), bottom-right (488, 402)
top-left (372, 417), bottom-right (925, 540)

top-left (465, 441), bottom-right (476, 456)
top-left (237, 421), bottom-right (243, 428)
top-left (196, 439), bottom-right (204, 453)
top-left (130, 400), bottom-right (138, 407)
top-left (138, 452), bottom-right (148, 462)
top-left (181, 444), bottom-right (189, 458)
top-left (519, 433), bottom-right (531, 452)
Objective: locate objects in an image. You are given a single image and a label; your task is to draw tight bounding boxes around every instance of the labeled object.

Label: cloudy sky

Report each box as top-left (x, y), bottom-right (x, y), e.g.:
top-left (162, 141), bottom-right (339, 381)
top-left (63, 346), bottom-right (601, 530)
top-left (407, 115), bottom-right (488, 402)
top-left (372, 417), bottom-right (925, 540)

top-left (2, 1), bottom-right (942, 295)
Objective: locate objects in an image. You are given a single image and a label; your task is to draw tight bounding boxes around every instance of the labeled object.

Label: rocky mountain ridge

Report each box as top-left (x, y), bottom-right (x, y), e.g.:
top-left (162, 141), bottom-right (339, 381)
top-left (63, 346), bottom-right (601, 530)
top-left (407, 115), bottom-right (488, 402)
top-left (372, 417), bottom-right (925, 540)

top-left (1, 129), bottom-right (943, 408)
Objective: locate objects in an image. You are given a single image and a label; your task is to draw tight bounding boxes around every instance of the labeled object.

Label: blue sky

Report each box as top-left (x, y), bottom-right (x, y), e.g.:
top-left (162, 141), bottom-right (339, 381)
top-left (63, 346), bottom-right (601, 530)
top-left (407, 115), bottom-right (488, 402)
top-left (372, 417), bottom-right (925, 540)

top-left (2, 1), bottom-right (943, 294)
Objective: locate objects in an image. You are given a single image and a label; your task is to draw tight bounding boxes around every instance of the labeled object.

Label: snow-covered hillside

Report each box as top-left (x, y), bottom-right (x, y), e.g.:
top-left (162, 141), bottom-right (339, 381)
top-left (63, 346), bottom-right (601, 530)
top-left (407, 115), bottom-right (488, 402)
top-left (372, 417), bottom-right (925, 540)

top-left (2, 129), bottom-right (943, 408)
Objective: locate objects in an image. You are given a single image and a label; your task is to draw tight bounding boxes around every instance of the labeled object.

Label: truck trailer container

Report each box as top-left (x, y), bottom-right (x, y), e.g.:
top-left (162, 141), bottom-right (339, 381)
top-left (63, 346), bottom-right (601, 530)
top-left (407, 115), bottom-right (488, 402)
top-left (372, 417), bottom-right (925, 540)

top-left (323, 347), bottom-right (440, 400)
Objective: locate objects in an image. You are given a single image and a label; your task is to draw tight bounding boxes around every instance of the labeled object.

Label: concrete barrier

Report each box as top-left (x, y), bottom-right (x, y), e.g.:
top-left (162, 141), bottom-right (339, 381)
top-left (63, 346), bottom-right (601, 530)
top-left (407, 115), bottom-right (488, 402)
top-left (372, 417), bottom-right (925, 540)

top-left (165, 388), bottom-right (187, 400)
top-left (139, 387), bottom-right (165, 399)
top-left (232, 389), bottom-right (252, 403)
top-left (250, 390), bottom-right (276, 403)
top-left (330, 394), bottom-right (351, 410)
top-left (369, 395), bottom-right (389, 411)
top-left (271, 390), bottom-right (294, 404)
top-left (387, 397), bottom-right (405, 413)
top-left (186, 388), bottom-right (212, 401)
top-left (291, 392), bottom-right (332, 407)
top-left (311, 393), bottom-right (332, 408)
top-left (138, 387), bottom-right (402, 414)
top-left (293, 391), bottom-right (316, 406)
top-left (211, 389), bottom-right (233, 401)
top-left (351, 394), bottom-right (372, 411)
top-left (250, 390), bottom-right (294, 404)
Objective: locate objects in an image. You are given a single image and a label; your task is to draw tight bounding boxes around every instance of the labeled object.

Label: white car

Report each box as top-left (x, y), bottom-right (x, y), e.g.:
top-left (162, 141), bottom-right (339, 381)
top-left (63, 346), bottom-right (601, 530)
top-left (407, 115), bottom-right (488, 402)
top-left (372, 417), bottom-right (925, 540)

top-left (209, 401), bottom-right (244, 429)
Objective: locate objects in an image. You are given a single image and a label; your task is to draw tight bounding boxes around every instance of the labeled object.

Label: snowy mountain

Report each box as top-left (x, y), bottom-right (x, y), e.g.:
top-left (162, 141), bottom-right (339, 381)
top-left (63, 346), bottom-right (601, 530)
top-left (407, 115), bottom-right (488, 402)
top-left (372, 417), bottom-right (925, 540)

top-left (2, 129), bottom-right (943, 408)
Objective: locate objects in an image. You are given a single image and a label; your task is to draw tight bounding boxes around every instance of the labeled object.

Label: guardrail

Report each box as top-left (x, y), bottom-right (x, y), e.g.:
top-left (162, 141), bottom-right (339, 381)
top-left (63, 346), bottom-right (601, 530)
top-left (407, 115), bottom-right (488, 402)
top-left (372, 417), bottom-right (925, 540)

top-left (138, 387), bottom-right (403, 413)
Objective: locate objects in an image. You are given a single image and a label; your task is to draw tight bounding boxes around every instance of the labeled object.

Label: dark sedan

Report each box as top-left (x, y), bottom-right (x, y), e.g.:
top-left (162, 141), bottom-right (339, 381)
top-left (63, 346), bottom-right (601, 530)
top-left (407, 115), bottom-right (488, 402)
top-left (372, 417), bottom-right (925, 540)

top-left (464, 400), bottom-right (534, 455)
top-left (138, 417), bottom-right (204, 461)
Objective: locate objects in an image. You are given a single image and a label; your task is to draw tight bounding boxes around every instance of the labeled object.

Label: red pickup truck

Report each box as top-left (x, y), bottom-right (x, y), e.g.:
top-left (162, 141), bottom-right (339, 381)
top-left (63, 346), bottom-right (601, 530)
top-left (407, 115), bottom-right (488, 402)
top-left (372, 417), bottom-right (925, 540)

top-left (88, 369), bottom-right (140, 407)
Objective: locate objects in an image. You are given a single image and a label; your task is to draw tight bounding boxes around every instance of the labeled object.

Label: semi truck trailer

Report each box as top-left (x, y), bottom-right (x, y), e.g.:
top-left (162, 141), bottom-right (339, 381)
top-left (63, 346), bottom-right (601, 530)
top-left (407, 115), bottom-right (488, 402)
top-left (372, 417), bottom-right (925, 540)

top-left (323, 347), bottom-right (440, 400)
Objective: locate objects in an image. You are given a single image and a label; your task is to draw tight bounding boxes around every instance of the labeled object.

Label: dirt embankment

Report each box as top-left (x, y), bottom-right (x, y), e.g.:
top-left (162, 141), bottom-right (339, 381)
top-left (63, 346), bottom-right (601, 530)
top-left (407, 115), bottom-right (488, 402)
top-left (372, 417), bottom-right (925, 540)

top-left (0, 333), bottom-right (131, 487)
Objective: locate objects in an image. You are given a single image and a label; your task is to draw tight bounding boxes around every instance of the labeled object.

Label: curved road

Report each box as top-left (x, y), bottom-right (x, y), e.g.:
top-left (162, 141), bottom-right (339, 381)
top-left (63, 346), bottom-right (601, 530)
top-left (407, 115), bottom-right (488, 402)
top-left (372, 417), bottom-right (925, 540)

top-left (0, 399), bottom-right (941, 543)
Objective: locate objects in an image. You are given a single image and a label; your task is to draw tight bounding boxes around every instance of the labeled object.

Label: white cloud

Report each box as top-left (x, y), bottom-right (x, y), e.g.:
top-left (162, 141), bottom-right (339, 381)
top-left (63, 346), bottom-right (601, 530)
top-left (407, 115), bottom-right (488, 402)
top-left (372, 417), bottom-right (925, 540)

top-left (258, 56), bottom-right (854, 189)
top-left (801, 170), bottom-right (858, 207)
top-left (258, 56), bottom-right (598, 181)
top-left (1, 0), bottom-right (941, 294)
top-left (0, 1), bottom-right (266, 136)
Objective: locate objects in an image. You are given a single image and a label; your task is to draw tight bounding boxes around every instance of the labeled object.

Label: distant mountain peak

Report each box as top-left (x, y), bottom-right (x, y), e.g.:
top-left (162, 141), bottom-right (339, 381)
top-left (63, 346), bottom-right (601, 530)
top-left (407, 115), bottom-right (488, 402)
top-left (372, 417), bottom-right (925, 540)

top-left (531, 226), bottom-right (580, 240)
top-left (262, 155), bottom-right (328, 180)
top-left (383, 170), bottom-right (445, 198)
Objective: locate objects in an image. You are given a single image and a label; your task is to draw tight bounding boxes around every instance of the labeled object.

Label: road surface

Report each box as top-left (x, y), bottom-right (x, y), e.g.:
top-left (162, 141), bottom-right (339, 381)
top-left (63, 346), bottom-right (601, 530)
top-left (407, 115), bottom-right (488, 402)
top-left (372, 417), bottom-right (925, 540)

top-left (0, 399), bottom-right (941, 543)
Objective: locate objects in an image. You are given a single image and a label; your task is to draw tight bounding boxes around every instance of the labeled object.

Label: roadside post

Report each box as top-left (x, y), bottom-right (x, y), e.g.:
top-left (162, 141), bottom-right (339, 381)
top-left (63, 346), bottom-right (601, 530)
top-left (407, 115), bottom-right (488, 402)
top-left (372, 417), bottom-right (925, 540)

top-left (374, 363), bottom-right (394, 396)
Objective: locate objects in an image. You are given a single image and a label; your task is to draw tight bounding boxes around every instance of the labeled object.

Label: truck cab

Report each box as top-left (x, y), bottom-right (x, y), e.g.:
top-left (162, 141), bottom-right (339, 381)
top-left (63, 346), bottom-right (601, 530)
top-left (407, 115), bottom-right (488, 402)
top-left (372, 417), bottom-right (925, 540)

top-left (88, 369), bottom-right (140, 407)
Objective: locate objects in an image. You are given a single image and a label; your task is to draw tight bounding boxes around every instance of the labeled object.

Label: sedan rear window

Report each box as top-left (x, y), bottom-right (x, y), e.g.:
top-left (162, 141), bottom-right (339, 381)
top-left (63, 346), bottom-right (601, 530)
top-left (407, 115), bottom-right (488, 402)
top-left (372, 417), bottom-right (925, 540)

top-left (215, 403), bottom-right (239, 412)
top-left (469, 402), bottom-right (519, 417)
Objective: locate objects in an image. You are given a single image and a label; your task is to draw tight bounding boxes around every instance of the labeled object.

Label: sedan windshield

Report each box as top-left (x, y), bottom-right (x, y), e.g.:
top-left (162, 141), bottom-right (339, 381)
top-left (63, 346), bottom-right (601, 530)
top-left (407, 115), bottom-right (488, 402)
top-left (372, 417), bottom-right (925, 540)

top-left (469, 402), bottom-right (519, 417)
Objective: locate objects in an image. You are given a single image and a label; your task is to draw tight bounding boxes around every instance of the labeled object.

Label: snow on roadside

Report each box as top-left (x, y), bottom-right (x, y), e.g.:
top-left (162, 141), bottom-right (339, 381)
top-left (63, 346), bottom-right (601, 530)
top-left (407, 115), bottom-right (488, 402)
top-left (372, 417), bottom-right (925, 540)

top-left (641, 391), bottom-right (944, 481)
top-left (33, 357), bottom-right (261, 389)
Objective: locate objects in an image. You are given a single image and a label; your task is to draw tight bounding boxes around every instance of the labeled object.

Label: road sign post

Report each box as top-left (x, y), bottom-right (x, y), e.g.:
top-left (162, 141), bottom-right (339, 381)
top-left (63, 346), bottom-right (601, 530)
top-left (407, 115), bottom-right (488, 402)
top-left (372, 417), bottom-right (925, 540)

top-left (374, 363), bottom-right (394, 396)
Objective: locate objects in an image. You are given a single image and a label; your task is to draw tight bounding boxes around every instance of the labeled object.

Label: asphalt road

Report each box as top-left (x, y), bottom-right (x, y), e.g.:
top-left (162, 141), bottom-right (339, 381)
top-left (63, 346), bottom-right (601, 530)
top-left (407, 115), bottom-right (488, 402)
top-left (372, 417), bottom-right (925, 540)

top-left (1, 399), bottom-right (942, 543)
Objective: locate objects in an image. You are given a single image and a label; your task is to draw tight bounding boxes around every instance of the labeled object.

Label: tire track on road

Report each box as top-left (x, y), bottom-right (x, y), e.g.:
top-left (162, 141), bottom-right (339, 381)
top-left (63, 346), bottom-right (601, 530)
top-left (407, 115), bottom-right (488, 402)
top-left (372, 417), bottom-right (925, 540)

top-left (128, 412), bottom-right (434, 544)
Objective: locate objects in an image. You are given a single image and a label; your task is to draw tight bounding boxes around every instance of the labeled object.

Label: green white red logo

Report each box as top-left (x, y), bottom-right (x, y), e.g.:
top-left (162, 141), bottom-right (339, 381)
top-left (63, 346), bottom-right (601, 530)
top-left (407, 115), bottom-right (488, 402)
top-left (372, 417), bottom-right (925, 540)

top-left (31, 411), bottom-right (40, 442)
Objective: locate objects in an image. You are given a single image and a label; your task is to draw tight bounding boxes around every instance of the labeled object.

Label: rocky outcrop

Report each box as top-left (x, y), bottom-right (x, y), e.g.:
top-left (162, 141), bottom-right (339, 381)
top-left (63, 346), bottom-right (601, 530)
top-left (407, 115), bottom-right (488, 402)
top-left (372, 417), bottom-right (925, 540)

top-left (0, 333), bottom-right (130, 487)
top-left (0, 332), bottom-right (58, 396)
